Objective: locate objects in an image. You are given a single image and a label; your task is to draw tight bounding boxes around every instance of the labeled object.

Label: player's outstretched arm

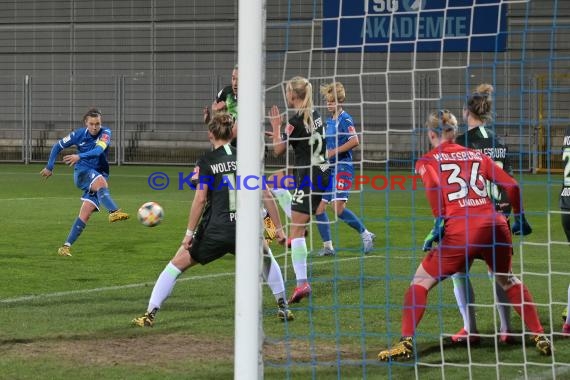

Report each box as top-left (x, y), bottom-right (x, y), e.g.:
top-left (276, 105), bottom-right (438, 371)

top-left (328, 136), bottom-right (359, 159)
top-left (269, 105), bottom-right (286, 157)
top-left (203, 106), bottom-right (211, 124)
top-left (512, 214), bottom-right (532, 235)
top-left (422, 217), bottom-right (445, 251)
top-left (77, 138), bottom-right (108, 159)
top-left (484, 157), bottom-right (521, 214)
top-left (43, 138), bottom-right (66, 174)
top-left (62, 154), bottom-right (80, 166)
top-left (416, 160), bottom-right (444, 218)
top-left (212, 100), bottom-right (227, 113)
top-left (483, 156), bottom-right (532, 235)
top-left (40, 167), bottom-right (53, 179)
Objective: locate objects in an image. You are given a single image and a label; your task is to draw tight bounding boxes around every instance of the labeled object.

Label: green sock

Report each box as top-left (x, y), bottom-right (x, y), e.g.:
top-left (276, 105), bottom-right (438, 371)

top-left (291, 238), bottom-right (308, 285)
top-left (272, 188), bottom-right (292, 218)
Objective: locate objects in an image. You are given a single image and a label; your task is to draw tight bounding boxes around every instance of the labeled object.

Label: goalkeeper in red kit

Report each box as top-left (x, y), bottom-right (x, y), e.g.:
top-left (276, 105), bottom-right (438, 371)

top-left (378, 109), bottom-right (552, 361)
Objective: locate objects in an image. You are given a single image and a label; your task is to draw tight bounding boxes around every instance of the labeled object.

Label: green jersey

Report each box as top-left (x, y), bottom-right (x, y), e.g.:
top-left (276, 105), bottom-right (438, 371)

top-left (560, 129), bottom-right (570, 210)
top-left (216, 85), bottom-right (238, 119)
top-left (456, 125), bottom-right (512, 215)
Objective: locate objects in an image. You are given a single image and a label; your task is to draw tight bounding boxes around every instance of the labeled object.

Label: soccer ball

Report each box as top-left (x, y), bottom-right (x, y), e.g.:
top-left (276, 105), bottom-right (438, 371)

top-left (137, 201), bottom-right (164, 227)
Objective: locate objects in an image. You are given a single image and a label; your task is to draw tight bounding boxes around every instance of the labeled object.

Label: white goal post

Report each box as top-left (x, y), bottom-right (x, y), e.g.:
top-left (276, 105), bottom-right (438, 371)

top-left (234, 0), bottom-right (265, 379)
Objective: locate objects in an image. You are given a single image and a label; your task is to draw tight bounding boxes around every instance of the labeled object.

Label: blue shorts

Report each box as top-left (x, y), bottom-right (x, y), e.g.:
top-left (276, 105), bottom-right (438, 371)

top-left (74, 167), bottom-right (107, 210)
top-left (81, 191), bottom-right (101, 211)
top-left (322, 163), bottom-right (353, 203)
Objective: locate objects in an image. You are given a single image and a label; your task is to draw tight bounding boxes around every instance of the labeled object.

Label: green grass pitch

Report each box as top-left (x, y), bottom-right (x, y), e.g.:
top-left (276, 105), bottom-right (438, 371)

top-left (0, 163), bottom-right (568, 379)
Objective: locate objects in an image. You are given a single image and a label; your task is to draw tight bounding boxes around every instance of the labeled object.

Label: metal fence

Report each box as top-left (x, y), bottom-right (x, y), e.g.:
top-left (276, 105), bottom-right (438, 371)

top-left (0, 72), bottom-right (539, 171)
top-left (0, 74), bottom-right (221, 165)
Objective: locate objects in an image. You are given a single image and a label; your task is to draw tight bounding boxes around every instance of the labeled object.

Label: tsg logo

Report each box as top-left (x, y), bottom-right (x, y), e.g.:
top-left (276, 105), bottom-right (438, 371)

top-left (370, 0), bottom-right (425, 12)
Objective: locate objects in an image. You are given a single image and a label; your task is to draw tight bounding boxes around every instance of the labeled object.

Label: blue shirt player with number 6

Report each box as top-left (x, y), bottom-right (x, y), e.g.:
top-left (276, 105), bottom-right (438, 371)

top-left (40, 108), bottom-right (129, 257)
top-left (314, 81), bottom-right (375, 257)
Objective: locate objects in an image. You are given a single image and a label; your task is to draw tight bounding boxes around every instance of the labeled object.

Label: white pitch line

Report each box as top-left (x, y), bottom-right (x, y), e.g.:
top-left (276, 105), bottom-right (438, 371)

top-left (0, 271), bottom-right (234, 304)
top-left (0, 254), bottom-right (403, 305)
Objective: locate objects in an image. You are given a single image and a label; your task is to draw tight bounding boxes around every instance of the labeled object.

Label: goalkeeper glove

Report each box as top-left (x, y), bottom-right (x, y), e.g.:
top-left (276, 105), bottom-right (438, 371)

top-left (512, 213), bottom-right (532, 236)
top-left (422, 217), bottom-right (445, 252)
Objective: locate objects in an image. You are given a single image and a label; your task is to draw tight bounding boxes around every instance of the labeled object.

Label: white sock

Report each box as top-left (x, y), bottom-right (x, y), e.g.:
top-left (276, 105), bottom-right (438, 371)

top-left (148, 262), bottom-right (182, 312)
top-left (262, 248), bottom-right (286, 300)
top-left (452, 274), bottom-right (477, 332)
top-left (323, 240), bottom-right (333, 250)
top-left (566, 284), bottom-right (570, 325)
top-left (494, 280), bottom-right (512, 332)
top-left (271, 188), bottom-right (292, 218)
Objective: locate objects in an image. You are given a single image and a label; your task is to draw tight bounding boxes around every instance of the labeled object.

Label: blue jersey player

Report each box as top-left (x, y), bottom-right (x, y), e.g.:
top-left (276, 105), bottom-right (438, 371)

top-left (40, 108), bottom-right (129, 256)
top-left (314, 82), bottom-right (375, 256)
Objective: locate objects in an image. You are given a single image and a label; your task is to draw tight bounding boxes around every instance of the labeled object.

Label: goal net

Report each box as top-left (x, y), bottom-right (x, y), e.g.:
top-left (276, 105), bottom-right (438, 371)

top-left (262, 0), bottom-right (570, 378)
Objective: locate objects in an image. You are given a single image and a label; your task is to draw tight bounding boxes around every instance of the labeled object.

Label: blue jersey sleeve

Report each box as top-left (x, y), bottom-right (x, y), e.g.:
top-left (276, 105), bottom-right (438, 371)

top-left (339, 113), bottom-right (357, 141)
top-left (330, 112), bottom-right (358, 163)
top-left (78, 129), bottom-right (111, 159)
top-left (46, 130), bottom-right (78, 170)
top-left (78, 145), bottom-right (104, 159)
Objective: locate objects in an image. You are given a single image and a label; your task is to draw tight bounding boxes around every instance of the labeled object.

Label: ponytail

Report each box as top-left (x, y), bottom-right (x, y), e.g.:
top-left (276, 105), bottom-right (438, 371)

top-left (208, 112), bottom-right (234, 141)
top-left (288, 76), bottom-right (314, 129)
top-left (426, 109), bottom-right (458, 140)
top-left (466, 83), bottom-right (494, 123)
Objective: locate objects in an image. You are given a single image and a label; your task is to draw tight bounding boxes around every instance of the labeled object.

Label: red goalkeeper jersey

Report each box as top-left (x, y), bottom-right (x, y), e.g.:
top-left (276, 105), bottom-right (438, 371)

top-left (415, 141), bottom-right (522, 221)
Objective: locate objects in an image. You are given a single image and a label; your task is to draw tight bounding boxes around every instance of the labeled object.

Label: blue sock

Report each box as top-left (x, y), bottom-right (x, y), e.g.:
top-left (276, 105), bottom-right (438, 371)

top-left (315, 212), bottom-right (331, 242)
top-left (338, 209), bottom-right (366, 233)
top-left (96, 187), bottom-right (119, 212)
top-left (65, 217), bottom-right (86, 245)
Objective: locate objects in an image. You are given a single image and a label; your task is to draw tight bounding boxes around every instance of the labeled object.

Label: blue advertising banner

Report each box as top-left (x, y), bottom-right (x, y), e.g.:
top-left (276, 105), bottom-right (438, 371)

top-left (323, 0), bottom-right (508, 52)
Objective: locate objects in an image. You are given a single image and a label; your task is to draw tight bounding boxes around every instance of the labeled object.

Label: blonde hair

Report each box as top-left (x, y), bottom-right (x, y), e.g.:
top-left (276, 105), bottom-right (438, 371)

top-left (466, 83), bottom-right (494, 123)
top-left (208, 112), bottom-right (234, 141)
top-left (320, 81), bottom-right (346, 103)
top-left (287, 76), bottom-right (314, 128)
top-left (426, 109), bottom-right (458, 140)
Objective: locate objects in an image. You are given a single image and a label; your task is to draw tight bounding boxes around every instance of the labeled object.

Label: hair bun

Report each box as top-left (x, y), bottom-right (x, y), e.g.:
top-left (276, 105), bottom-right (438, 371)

top-left (475, 83), bottom-right (494, 97)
